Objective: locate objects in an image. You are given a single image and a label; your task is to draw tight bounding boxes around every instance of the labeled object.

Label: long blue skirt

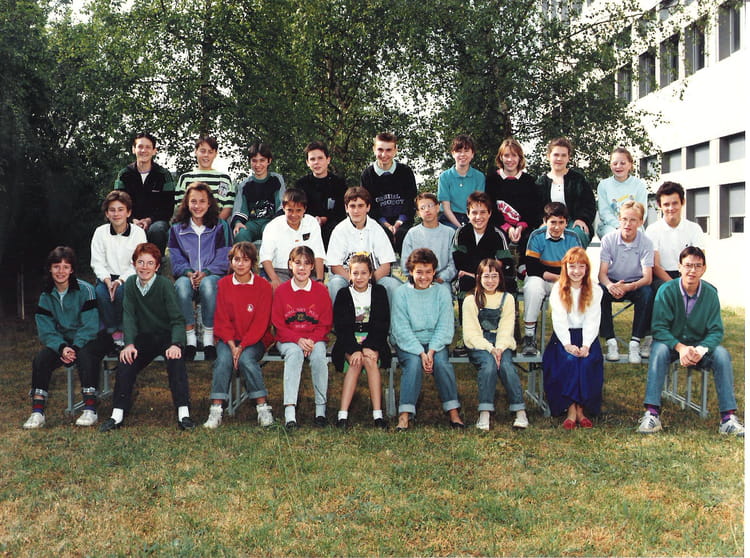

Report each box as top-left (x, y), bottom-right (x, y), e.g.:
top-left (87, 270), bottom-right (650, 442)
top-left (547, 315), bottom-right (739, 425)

top-left (542, 328), bottom-right (604, 417)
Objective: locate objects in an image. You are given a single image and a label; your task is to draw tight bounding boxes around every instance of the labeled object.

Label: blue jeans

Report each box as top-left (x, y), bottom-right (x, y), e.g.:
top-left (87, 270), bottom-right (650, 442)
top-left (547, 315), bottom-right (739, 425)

top-left (327, 273), bottom-right (402, 306)
top-left (396, 345), bottom-right (460, 416)
top-left (96, 279), bottom-right (124, 333)
top-left (468, 348), bottom-right (525, 412)
top-left (278, 341), bottom-right (328, 408)
top-left (210, 340), bottom-right (268, 401)
top-left (174, 274), bottom-right (220, 328)
top-left (599, 283), bottom-right (652, 340)
top-left (644, 341), bottom-right (738, 413)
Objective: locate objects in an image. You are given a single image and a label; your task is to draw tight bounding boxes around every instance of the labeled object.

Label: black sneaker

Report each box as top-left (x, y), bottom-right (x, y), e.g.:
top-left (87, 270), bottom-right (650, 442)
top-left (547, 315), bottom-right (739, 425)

top-left (452, 345), bottom-right (468, 357)
top-left (374, 417), bottom-right (388, 430)
top-left (184, 345), bottom-right (197, 361)
top-left (178, 416), bottom-right (196, 430)
top-left (313, 415), bottom-right (328, 427)
top-left (203, 345), bottom-right (217, 361)
top-left (285, 420), bottom-right (298, 430)
top-left (99, 418), bottom-right (122, 432)
top-left (521, 335), bottom-right (538, 356)
top-left (336, 418), bottom-right (348, 429)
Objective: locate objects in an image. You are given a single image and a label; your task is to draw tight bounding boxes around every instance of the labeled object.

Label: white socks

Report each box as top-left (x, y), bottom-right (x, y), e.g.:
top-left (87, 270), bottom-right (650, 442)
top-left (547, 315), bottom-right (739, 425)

top-left (186, 329), bottom-right (197, 347)
top-left (203, 327), bottom-right (214, 347)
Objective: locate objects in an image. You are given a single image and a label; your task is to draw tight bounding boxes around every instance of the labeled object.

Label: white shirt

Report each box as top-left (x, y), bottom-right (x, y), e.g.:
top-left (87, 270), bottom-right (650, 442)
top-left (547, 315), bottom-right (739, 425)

top-left (259, 214), bottom-right (325, 269)
top-left (326, 216), bottom-right (396, 269)
top-left (90, 223), bottom-right (147, 282)
top-left (549, 282), bottom-right (602, 347)
top-left (646, 218), bottom-right (705, 272)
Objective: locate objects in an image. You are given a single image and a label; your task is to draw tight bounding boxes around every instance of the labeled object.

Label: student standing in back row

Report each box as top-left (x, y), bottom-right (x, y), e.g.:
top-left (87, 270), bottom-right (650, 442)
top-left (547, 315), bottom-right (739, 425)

top-left (360, 132), bottom-right (417, 254)
top-left (437, 134), bottom-right (485, 230)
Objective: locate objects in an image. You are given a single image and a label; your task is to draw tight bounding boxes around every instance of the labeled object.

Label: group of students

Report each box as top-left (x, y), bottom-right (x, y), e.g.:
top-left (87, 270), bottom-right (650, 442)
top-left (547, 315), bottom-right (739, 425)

top-left (22, 131), bottom-right (743, 437)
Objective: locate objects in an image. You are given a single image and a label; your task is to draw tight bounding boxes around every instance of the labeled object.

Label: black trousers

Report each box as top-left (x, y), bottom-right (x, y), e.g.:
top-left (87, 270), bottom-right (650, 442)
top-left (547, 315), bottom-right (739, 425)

top-left (112, 333), bottom-right (190, 413)
top-left (31, 333), bottom-right (110, 397)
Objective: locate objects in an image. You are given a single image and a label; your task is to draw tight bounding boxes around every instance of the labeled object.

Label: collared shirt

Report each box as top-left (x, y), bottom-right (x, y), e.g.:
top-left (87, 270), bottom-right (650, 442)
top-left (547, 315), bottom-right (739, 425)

top-left (600, 229), bottom-right (654, 283)
top-left (545, 229), bottom-right (566, 241)
top-left (373, 160), bottom-right (397, 176)
top-left (109, 223), bottom-right (133, 237)
top-left (136, 274), bottom-right (157, 296)
top-left (232, 272), bottom-right (255, 286)
top-left (679, 279), bottom-right (703, 317)
top-left (291, 278), bottom-right (313, 292)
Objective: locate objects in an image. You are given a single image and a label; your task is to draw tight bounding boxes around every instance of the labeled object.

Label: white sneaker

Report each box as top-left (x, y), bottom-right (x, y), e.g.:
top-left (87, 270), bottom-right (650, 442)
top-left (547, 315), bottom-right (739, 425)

top-left (628, 341), bottom-right (642, 364)
top-left (257, 403), bottom-right (274, 427)
top-left (475, 411), bottom-right (490, 431)
top-left (719, 414), bottom-right (745, 437)
top-left (75, 409), bottom-right (98, 427)
top-left (203, 405), bottom-right (223, 429)
top-left (606, 339), bottom-right (619, 361)
top-left (513, 410), bottom-right (529, 429)
top-left (640, 336), bottom-right (652, 358)
top-left (23, 412), bottom-right (45, 429)
top-left (637, 411), bottom-right (662, 434)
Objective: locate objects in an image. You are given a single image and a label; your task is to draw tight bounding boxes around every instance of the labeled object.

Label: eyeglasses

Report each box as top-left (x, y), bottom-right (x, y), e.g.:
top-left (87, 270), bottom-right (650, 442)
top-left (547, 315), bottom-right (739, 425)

top-left (136, 259), bottom-right (157, 268)
top-left (418, 204), bottom-right (437, 211)
top-left (680, 263), bottom-right (704, 270)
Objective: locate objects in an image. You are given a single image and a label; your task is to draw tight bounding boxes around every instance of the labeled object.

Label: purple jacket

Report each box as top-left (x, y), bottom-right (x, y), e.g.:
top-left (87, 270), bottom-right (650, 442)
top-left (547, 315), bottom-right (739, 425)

top-left (168, 219), bottom-right (231, 277)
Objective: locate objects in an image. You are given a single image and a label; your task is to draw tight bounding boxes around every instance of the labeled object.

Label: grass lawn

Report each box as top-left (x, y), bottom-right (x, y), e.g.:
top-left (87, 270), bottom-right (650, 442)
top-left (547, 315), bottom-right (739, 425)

top-left (0, 306), bottom-right (743, 557)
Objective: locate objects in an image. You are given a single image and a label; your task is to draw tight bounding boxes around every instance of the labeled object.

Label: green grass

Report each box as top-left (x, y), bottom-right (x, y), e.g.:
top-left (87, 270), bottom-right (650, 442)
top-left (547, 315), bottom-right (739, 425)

top-left (0, 308), bottom-right (743, 557)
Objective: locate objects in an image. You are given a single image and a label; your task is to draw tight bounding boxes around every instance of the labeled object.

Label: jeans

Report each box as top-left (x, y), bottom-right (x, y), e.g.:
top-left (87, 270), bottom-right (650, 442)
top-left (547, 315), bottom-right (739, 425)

top-left (278, 341), bottom-right (328, 408)
top-left (396, 345), bottom-right (460, 415)
top-left (146, 220), bottom-right (170, 254)
top-left (174, 274), bottom-right (220, 327)
top-left (210, 340), bottom-right (268, 401)
top-left (599, 283), bottom-right (652, 340)
top-left (96, 279), bottom-right (124, 333)
top-left (468, 348), bottom-right (525, 412)
top-left (328, 273), bottom-right (403, 306)
top-left (644, 341), bottom-right (738, 413)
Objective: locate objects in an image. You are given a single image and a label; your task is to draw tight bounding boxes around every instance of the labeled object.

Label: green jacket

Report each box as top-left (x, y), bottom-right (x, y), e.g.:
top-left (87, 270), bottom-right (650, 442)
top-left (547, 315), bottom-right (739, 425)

top-left (35, 279), bottom-right (99, 353)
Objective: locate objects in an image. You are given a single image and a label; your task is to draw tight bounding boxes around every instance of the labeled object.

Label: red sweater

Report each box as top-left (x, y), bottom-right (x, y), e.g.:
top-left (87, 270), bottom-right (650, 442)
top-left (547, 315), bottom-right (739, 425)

top-left (214, 273), bottom-right (274, 348)
top-left (272, 280), bottom-right (332, 344)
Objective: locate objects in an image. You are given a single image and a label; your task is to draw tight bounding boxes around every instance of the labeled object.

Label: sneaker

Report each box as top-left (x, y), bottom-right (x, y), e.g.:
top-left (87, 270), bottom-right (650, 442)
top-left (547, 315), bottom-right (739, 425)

top-left (628, 341), bottom-right (642, 364)
top-left (521, 335), bottom-right (537, 356)
top-left (475, 415), bottom-right (490, 431)
top-left (336, 418), bottom-right (348, 429)
top-left (637, 411), bottom-right (662, 434)
top-left (203, 345), bottom-right (217, 361)
top-left (452, 345), bottom-right (468, 358)
top-left (374, 417), bottom-right (388, 430)
top-left (513, 411), bottom-right (529, 429)
top-left (313, 415), bottom-right (327, 427)
top-left (99, 417), bottom-right (123, 432)
top-left (75, 409), bottom-right (98, 427)
top-left (256, 403), bottom-right (274, 427)
top-left (606, 339), bottom-right (619, 361)
top-left (184, 345), bottom-right (197, 361)
top-left (640, 336), bottom-right (652, 359)
top-left (178, 416), bottom-right (196, 430)
top-left (285, 420), bottom-right (298, 430)
top-left (719, 414), bottom-right (745, 437)
top-left (23, 412), bottom-right (45, 429)
top-left (204, 405), bottom-right (223, 429)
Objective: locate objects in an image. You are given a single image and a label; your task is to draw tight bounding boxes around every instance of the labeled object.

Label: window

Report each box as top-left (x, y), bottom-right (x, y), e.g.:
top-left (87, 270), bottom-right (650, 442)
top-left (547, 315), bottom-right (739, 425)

top-left (617, 65), bottom-right (632, 102)
top-left (639, 50), bottom-right (656, 97)
top-left (719, 132), bottom-right (745, 162)
top-left (658, 0), bottom-right (675, 22)
top-left (637, 9), bottom-right (656, 39)
top-left (662, 149), bottom-right (681, 173)
top-left (720, 183), bottom-right (745, 237)
top-left (685, 20), bottom-right (706, 76)
top-left (660, 34), bottom-right (679, 86)
top-left (639, 155), bottom-right (657, 178)
top-left (686, 142), bottom-right (710, 169)
top-left (719, 2), bottom-right (741, 60)
top-left (687, 187), bottom-right (710, 233)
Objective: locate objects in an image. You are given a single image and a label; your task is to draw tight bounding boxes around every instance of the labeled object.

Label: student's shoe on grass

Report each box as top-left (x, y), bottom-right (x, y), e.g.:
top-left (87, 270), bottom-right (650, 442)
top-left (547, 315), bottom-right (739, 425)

top-left (178, 416), bottom-right (196, 430)
top-left (521, 335), bottom-right (537, 356)
top-left (204, 405), bottom-right (222, 429)
top-left (313, 415), bottom-right (328, 427)
top-left (640, 336), bottom-right (652, 358)
top-left (719, 414), bottom-right (745, 437)
top-left (336, 418), bottom-right (348, 429)
top-left (285, 420), bottom-right (298, 430)
top-left (99, 418), bottom-right (122, 432)
top-left (637, 411), bottom-right (662, 434)
top-left (23, 412), bottom-right (45, 429)
top-left (513, 410), bottom-right (529, 429)
top-left (475, 410), bottom-right (490, 431)
top-left (605, 339), bottom-right (619, 361)
top-left (256, 403), bottom-right (273, 427)
top-left (75, 410), bottom-right (98, 427)
top-left (628, 341), bottom-right (642, 364)
top-left (374, 417), bottom-right (388, 430)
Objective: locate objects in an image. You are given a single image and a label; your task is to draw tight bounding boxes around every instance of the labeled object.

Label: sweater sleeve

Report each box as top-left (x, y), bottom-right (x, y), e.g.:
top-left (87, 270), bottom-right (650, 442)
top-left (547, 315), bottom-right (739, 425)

top-left (582, 286), bottom-right (602, 348)
top-left (596, 180), bottom-right (619, 230)
top-left (205, 221), bottom-right (231, 276)
top-left (122, 278), bottom-right (138, 346)
top-left (168, 225), bottom-right (191, 277)
top-left (213, 278), bottom-right (233, 344)
top-left (390, 287), bottom-right (424, 355)
top-left (429, 286), bottom-right (455, 352)
top-left (72, 282), bottom-right (100, 349)
top-left (698, 289), bottom-right (724, 352)
top-left (309, 283), bottom-right (333, 342)
top-left (35, 294), bottom-right (66, 353)
top-left (240, 280), bottom-right (272, 348)
top-left (162, 277), bottom-right (187, 346)
top-left (333, 287), bottom-right (360, 355)
top-left (462, 295), bottom-right (493, 352)
top-left (549, 284), bottom-right (572, 346)
top-left (90, 227), bottom-right (109, 281)
top-left (362, 285), bottom-right (391, 353)
top-left (495, 293), bottom-right (517, 352)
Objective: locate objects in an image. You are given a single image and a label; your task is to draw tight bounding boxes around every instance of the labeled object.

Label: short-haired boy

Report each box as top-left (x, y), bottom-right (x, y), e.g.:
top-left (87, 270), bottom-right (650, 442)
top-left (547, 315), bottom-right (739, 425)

top-left (231, 142), bottom-right (286, 243)
top-left (259, 188), bottom-right (326, 289)
top-left (295, 141), bottom-right (347, 247)
top-left (520, 202), bottom-right (582, 356)
top-left (598, 200), bottom-right (653, 364)
top-left (360, 132), bottom-right (417, 253)
top-left (326, 186), bottom-right (403, 304)
top-left (401, 192), bottom-right (457, 289)
top-left (437, 134), bottom-right (485, 229)
top-left (175, 135), bottom-right (235, 221)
